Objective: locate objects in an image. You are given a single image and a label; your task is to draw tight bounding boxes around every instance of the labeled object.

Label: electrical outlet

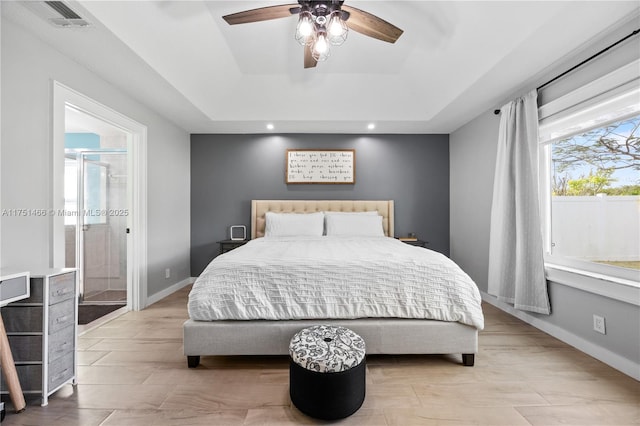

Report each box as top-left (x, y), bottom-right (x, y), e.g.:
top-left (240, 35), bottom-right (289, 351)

top-left (165, 268), bottom-right (171, 279)
top-left (593, 314), bottom-right (606, 334)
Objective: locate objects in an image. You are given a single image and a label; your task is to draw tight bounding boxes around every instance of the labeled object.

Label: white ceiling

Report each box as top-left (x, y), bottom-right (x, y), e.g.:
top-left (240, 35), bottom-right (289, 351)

top-left (3, 1), bottom-right (639, 134)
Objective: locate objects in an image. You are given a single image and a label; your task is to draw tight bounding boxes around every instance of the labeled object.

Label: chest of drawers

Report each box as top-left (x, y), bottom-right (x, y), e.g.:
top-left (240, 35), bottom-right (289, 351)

top-left (1, 269), bottom-right (77, 406)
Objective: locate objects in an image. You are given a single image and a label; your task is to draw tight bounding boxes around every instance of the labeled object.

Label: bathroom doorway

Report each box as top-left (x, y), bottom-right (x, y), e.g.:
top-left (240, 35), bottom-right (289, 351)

top-left (64, 106), bottom-right (130, 325)
top-left (53, 81), bottom-right (148, 316)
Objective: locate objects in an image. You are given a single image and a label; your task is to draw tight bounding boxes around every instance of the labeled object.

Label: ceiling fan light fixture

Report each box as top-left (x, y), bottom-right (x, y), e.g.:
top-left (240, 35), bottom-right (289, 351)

top-left (222, 1), bottom-right (403, 69)
top-left (327, 11), bottom-right (348, 46)
top-left (311, 32), bottom-right (330, 61)
top-left (295, 11), bottom-right (314, 45)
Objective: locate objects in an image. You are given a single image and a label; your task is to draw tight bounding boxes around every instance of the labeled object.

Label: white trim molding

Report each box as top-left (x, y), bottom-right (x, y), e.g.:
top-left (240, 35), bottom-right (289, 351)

top-left (51, 81), bottom-right (148, 311)
top-left (146, 277), bottom-right (195, 307)
top-left (545, 264), bottom-right (640, 306)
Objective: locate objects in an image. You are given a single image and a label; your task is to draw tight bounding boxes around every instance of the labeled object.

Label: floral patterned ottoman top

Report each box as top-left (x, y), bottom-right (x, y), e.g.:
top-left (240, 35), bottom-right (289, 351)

top-left (289, 325), bottom-right (366, 373)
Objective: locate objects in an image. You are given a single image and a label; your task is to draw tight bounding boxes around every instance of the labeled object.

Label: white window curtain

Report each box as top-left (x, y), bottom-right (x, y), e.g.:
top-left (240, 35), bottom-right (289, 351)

top-left (488, 89), bottom-right (551, 314)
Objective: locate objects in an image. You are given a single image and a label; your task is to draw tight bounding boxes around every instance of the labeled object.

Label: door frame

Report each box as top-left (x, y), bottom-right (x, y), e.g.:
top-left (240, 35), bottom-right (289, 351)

top-left (52, 81), bottom-right (148, 311)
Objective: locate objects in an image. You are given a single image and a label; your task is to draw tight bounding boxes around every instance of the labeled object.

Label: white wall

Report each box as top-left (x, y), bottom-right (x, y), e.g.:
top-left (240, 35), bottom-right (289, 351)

top-left (450, 14), bottom-right (640, 379)
top-left (451, 108), bottom-right (640, 379)
top-left (450, 111), bottom-right (500, 292)
top-left (1, 17), bottom-right (190, 302)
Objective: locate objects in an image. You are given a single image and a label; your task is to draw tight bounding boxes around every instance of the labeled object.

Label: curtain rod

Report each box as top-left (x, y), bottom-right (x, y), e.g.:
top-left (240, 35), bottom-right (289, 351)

top-left (494, 28), bottom-right (640, 115)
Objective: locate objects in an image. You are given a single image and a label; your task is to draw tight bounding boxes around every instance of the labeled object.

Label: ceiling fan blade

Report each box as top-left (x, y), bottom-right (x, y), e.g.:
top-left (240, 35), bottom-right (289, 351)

top-left (223, 4), bottom-right (299, 25)
top-left (304, 44), bottom-right (317, 68)
top-left (341, 5), bottom-right (403, 43)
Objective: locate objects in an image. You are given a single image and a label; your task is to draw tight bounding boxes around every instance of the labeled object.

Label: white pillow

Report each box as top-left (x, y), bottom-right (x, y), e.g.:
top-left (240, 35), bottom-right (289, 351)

top-left (323, 210), bottom-right (379, 216)
top-left (325, 214), bottom-right (385, 237)
top-left (264, 211), bottom-right (324, 237)
top-left (323, 211), bottom-right (381, 235)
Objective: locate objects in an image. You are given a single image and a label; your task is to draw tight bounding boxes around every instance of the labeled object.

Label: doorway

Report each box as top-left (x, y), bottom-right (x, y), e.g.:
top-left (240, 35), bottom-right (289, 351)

top-left (64, 107), bottom-right (130, 324)
top-left (52, 81), bottom-right (148, 315)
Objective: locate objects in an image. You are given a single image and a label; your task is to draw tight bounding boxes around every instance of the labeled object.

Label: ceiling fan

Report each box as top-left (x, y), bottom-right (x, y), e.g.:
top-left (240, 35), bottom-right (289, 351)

top-left (222, 1), bottom-right (403, 68)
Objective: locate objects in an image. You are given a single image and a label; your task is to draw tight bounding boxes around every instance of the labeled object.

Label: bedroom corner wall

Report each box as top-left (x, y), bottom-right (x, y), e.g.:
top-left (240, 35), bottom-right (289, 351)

top-left (449, 112), bottom-right (499, 294)
top-left (190, 134), bottom-right (449, 276)
top-left (1, 17), bottom-right (191, 304)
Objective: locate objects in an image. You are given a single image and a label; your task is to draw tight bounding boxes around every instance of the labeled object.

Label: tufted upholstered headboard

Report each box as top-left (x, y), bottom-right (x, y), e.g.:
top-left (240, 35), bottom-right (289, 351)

top-left (251, 200), bottom-right (394, 239)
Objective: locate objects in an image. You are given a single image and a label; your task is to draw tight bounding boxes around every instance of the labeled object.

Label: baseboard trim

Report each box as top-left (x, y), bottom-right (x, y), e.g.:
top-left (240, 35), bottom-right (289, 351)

top-left (146, 277), bottom-right (195, 307)
top-left (78, 306), bottom-right (128, 336)
top-left (481, 292), bottom-right (640, 381)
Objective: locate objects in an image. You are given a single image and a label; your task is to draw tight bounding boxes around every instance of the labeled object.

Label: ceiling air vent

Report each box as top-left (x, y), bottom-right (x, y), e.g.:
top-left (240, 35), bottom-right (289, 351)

top-left (45, 1), bottom-right (90, 27)
top-left (46, 1), bottom-right (81, 19)
top-left (24, 1), bottom-right (91, 28)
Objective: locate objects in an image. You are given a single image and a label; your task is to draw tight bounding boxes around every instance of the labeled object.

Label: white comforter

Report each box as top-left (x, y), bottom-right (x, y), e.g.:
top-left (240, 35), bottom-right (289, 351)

top-left (188, 237), bottom-right (484, 330)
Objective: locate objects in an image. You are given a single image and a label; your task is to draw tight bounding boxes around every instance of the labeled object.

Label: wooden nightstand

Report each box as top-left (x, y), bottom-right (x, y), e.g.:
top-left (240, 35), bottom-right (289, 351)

top-left (397, 238), bottom-right (428, 248)
top-left (217, 239), bottom-right (249, 254)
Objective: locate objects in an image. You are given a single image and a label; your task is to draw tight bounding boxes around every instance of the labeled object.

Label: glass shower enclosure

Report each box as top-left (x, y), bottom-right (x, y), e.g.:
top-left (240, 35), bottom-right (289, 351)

top-left (65, 150), bottom-right (128, 305)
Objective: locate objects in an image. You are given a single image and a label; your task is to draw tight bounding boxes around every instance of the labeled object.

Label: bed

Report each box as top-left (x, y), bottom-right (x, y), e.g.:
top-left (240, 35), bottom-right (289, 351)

top-left (183, 200), bottom-right (484, 368)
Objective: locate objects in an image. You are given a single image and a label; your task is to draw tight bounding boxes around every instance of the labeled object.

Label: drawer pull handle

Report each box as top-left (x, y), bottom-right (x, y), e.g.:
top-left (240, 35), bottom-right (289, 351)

top-left (55, 315), bottom-right (71, 324)
top-left (53, 288), bottom-right (73, 297)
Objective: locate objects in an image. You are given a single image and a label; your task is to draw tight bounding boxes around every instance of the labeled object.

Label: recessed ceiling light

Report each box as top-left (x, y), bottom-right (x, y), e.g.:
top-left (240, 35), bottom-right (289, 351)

top-left (266, 123), bottom-right (274, 130)
top-left (367, 123), bottom-right (376, 130)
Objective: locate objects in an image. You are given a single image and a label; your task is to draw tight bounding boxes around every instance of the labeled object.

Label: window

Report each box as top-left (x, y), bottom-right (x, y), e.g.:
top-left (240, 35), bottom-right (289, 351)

top-left (538, 60), bottom-right (640, 285)
top-left (545, 115), bottom-right (639, 276)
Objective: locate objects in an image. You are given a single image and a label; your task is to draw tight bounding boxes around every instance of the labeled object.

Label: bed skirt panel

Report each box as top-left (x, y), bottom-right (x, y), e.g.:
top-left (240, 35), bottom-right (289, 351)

top-left (183, 318), bottom-right (478, 356)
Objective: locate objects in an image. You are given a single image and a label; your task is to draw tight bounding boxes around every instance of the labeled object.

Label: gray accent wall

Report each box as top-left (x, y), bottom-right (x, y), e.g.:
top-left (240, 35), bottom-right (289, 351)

top-left (191, 134), bottom-right (449, 275)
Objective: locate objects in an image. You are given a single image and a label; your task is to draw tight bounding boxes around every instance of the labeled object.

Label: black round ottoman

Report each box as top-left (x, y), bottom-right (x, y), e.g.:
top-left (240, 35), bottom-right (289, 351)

top-left (289, 325), bottom-right (366, 420)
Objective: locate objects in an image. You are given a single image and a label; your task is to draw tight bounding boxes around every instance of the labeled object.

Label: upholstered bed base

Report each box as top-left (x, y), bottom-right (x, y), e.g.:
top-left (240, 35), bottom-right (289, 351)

top-left (183, 200), bottom-right (478, 368)
top-left (183, 318), bottom-right (477, 367)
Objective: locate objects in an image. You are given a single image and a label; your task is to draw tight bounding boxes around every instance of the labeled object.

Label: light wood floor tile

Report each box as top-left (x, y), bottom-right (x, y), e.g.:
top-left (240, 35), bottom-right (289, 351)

top-left (413, 381), bottom-right (549, 407)
top-left (143, 364), bottom-right (288, 387)
top-left (243, 406), bottom-right (320, 425)
top-left (384, 406), bottom-right (531, 426)
top-left (360, 383), bottom-right (422, 409)
top-left (76, 337), bottom-right (102, 350)
top-left (368, 361), bottom-right (483, 385)
top-left (160, 383), bottom-right (290, 411)
top-left (92, 348), bottom-right (185, 365)
top-left (529, 377), bottom-right (640, 405)
top-left (475, 363), bottom-right (604, 383)
top-left (77, 350), bottom-right (109, 366)
top-left (0, 406), bottom-right (112, 426)
top-left (245, 406), bottom-right (389, 425)
top-left (2, 290), bottom-right (637, 426)
top-left (101, 408), bottom-right (247, 425)
top-left (100, 316), bottom-right (186, 329)
top-left (516, 403), bottom-right (640, 425)
top-left (133, 327), bottom-right (184, 339)
top-left (80, 326), bottom-right (141, 339)
top-left (77, 365), bottom-right (155, 385)
top-left (73, 384), bottom-right (173, 410)
top-left (86, 338), bottom-right (183, 352)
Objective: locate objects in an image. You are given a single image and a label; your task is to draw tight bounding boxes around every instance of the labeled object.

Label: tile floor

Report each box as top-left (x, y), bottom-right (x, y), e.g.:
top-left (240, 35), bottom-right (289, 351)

top-left (1, 285), bottom-right (638, 425)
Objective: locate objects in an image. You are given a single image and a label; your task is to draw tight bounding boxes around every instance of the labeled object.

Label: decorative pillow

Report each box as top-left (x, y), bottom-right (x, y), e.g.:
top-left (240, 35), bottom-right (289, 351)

top-left (325, 213), bottom-right (384, 237)
top-left (264, 211), bottom-right (324, 237)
